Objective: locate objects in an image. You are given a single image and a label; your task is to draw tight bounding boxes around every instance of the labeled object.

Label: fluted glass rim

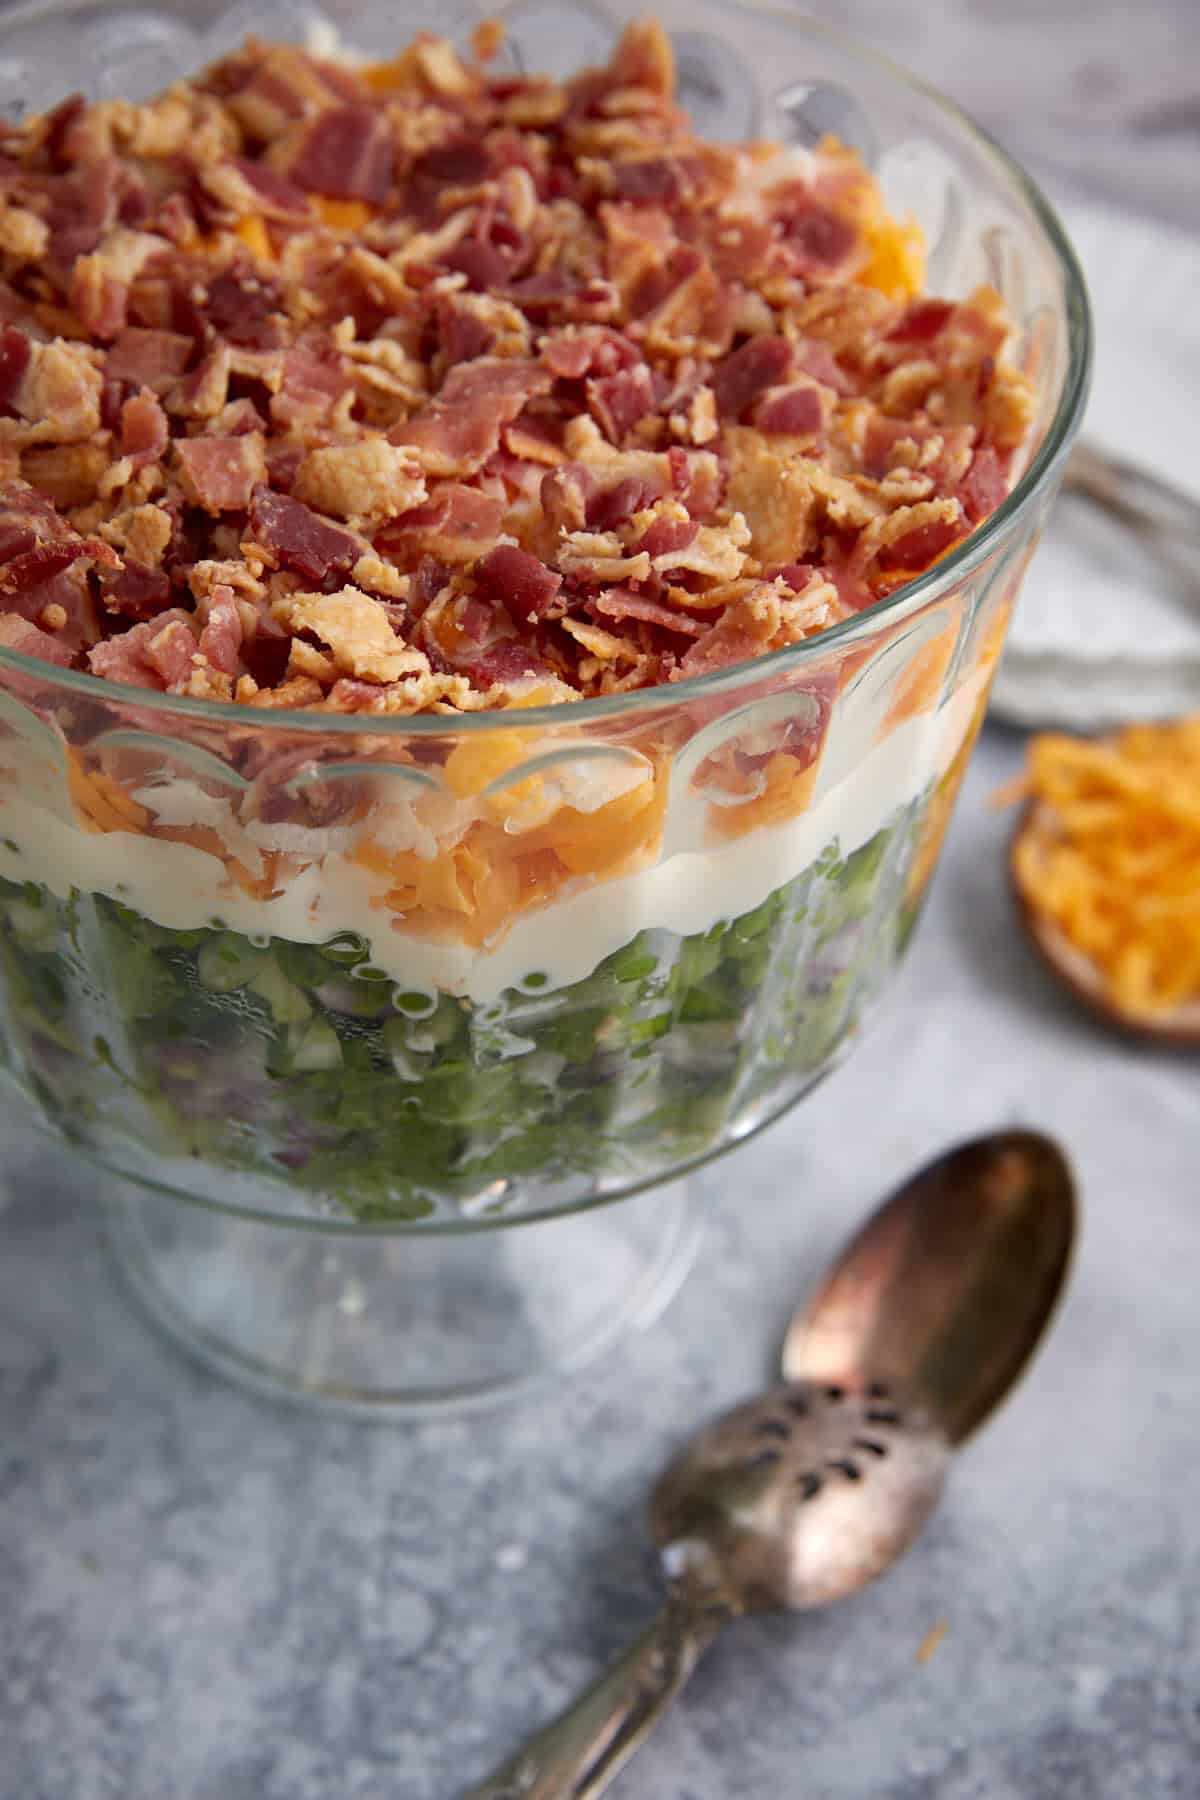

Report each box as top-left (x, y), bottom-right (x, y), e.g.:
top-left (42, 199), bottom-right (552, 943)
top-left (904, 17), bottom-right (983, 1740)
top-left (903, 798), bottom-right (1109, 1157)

top-left (0, 0), bottom-right (1092, 736)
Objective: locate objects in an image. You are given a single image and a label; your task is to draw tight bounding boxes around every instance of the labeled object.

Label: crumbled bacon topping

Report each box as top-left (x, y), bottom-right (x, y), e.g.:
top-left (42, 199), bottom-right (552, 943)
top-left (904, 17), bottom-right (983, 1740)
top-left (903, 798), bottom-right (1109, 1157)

top-left (0, 20), bottom-right (1032, 699)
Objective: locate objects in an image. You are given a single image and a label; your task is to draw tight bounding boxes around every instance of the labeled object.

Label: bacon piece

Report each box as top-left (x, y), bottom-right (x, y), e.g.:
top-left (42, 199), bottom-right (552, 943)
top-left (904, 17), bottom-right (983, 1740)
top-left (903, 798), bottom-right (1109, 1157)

top-left (540, 462), bottom-right (594, 535)
top-left (285, 106), bottom-right (395, 204)
top-left (586, 476), bottom-right (659, 532)
top-left (588, 363), bottom-right (655, 443)
top-left (442, 238), bottom-right (510, 294)
top-left (0, 542), bottom-right (93, 592)
top-left (455, 593), bottom-right (495, 643)
top-left (436, 299), bottom-right (495, 367)
top-left (710, 336), bottom-right (792, 420)
top-left (375, 485), bottom-right (503, 564)
top-left (542, 326), bottom-right (639, 381)
top-left (0, 482), bottom-right (115, 653)
top-left (676, 605), bottom-right (768, 678)
top-left (638, 515), bottom-right (698, 559)
top-left (71, 261), bottom-right (126, 340)
top-left (247, 486), bottom-right (360, 583)
top-left (407, 556), bottom-right (450, 618)
top-left (784, 205), bottom-right (857, 271)
top-left (589, 586), bottom-right (705, 636)
top-left (702, 215), bottom-right (775, 284)
top-left (792, 337), bottom-right (854, 396)
top-left (504, 270), bottom-right (587, 321)
top-left (197, 584), bottom-right (243, 675)
top-left (876, 507), bottom-right (964, 571)
top-left (667, 447), bottom-right (722, 519)
top-left (570, 17), bottom-right (674, 114)
top-left (0, 481), bottom-right (73, 560)
top-left (88, 609), bottom-right (197, 691)
top-left (40, 94), bottom-right (87, 167)
top-left (612, 157), bottom-right (688, 204)
top-left (202, 267), bottom-right (284, 351)
top-left (468, 638), bottom-right (541, 687)
top-left (171, 346), bottom-right (228, 418)
top-left (264, 441), bottom-right (305, 492)
top-left (753, 383), bottom-right (823, 438)
top-left (324, 676), bottom-right (388, 710)
top-left (503, 415), bottom-right (565, 465)
top-left (10, 336), bottom-right (102, 440)
top-left (107, 328), bottom-right (193, 390)
top-left (232, 157), bottom-right (313, 219)
top-left (120, 391), bottom-right (168, 468)
top-left (390, 358), bottom-right (549, 477)
top-left (0, 283), bottom-right (37, 329)
top-left (211, 397), bottom-right (266, 437)
top-left (955, 299), bottom-right (1009, 355)
top-left (99, 560), bottom-right (172, 619)
top-left (0, 610), bottom-right (76, 666)
top-left (824, 558), bottom-right (872, 614)
top-left (0, 326), bottom-right (31, 410)
top-left (475, 544), bottom-right (562, 620)
top-left (100, 377), bottom-right (126, 432)
top-left (160, 502), bottom-right (209, 581)
top-left (765, 559), bottom-right (826, 593)
top-left (226, 45), bottom-right (357, 144)
top-left (270, 343), bottom-right (350, 431)
top-left (862, 414), bottom-right (923, 477)
top-left (405, 138), bottom-right (491, 223)
top-left (176, 433), bottom-right (267, 512)
top-left (153, 191), bottom-right (200, 248)
top-left (236, 599), bottom-right (291, 690)
top-left (42, 160), bottom-right (118, 272)
top-left (0, 558), bottom-right (103, 651)
top-left (959, 445), bottom-right (1007, 524)
top-left (627, 242), bottom-right (709, 323)
top-left (610, 18), bottom-right (675, 96)
top-left (888, 298), bottom-right (954, 345)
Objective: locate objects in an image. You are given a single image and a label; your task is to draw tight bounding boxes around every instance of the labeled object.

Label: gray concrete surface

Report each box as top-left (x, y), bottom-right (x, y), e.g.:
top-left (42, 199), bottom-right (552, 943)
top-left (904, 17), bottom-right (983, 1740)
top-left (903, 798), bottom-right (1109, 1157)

top-left (2, 2), bottom-right (1199, 1796)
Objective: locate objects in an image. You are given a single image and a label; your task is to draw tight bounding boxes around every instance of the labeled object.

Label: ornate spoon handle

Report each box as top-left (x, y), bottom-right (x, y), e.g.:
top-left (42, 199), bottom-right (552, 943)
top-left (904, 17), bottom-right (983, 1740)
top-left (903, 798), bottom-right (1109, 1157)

top-left (460, 1593), bottom-right (727, 1800)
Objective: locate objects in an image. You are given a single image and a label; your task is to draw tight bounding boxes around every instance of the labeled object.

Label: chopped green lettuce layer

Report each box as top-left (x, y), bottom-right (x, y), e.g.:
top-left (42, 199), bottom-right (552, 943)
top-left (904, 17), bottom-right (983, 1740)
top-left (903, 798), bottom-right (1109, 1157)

top-left (0, 806), bottom-right (923, 1221)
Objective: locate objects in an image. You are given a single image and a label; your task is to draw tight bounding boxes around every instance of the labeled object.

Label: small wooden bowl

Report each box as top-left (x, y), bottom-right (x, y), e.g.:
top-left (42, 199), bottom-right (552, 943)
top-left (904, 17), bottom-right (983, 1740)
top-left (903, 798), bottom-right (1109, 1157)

top-left (1009, 800), bottom-right (1200, 1048)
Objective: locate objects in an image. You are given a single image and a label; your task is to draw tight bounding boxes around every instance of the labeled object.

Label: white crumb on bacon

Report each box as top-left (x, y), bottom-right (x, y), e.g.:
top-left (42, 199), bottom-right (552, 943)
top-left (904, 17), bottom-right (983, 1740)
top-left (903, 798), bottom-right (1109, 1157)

top-left (293, 438), bottom-right (427, 527)
top-left (272, 585), bottom-right (428, 683)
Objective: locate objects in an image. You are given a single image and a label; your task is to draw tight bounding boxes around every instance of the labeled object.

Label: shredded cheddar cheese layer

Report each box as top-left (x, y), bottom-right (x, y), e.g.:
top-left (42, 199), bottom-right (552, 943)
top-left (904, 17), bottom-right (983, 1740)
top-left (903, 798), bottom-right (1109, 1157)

top-left (1010, 717), bottom-right (1200, 1016)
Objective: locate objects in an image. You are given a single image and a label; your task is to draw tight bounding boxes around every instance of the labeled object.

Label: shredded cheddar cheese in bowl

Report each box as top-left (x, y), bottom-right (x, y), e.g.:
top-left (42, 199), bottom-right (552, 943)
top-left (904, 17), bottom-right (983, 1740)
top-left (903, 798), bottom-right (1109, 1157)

top-left (1008, 717), bottom-right (1200, 1040)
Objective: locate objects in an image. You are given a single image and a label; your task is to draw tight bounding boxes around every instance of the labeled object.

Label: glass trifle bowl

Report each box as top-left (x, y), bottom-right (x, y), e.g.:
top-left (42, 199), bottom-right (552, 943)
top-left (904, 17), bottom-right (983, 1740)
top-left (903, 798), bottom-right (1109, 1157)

top-left (0, 0), bottom-right (1089, 1411)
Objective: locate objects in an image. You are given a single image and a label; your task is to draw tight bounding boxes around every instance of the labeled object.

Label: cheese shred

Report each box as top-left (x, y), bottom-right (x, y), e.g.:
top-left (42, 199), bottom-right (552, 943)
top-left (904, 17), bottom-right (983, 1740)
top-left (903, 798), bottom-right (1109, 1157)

top-left (1009, 717), bottom-right (1200, 1016)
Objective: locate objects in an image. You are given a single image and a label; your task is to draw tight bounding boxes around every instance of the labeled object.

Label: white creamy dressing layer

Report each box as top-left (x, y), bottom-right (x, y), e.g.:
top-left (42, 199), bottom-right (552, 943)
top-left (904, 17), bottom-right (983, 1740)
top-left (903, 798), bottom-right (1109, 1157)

top-left (0, 650), bottom-right (988, 1003)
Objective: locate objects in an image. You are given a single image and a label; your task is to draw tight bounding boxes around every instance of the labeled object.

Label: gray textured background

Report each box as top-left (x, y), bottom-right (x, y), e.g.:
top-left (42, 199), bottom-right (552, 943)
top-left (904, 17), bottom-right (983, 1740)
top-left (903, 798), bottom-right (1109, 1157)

top-left (2, 2), bottom-right (1199, 1796)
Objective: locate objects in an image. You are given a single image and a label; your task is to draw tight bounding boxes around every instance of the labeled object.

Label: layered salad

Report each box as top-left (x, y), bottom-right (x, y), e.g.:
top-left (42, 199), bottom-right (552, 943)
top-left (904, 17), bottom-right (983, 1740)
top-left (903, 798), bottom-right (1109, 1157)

top-left (0, 20), bottom-right (1032, 1219)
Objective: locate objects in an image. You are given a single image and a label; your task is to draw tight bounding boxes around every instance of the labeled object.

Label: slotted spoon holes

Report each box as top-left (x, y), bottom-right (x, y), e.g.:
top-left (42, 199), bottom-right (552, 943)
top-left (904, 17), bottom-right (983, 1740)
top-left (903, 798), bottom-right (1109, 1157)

top-left (740, 1446), bottom-right (783, 1475)
top-left (739, 1381), bottom-right (903, 1488)
top-left (852, 1436), bottom-right (889, 1459)
top-left (752, 1417), bottom-right (792, 1441)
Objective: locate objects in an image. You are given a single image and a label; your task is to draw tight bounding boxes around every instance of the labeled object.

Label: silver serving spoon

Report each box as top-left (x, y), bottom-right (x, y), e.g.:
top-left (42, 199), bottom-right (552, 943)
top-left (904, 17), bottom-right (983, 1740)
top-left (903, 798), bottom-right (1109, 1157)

top-left (462, 1130), bottom-right (1076, 1800)
top-left (1061, 440), bottom-right (1200, 611)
